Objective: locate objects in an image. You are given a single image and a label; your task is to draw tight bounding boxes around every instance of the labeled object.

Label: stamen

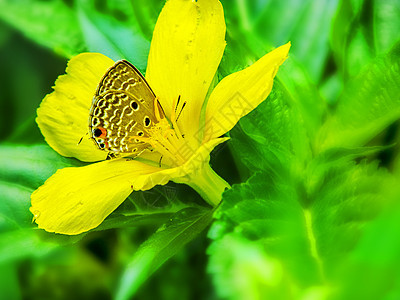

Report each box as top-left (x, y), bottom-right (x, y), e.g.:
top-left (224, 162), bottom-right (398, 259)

top-left (171, 95), bottom-right (184, 139)
top-left (176, 101), bottom-right (186, 122)
top-left (129, 96), bottom-right (192, 166)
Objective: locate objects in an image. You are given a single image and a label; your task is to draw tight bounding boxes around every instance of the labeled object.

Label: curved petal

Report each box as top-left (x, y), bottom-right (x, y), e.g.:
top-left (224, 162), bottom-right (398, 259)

top-left (146, 0), bottom-right (226, 143)
top-left (30, 137), bottom-right (228, 235)
top-left (169, 137), bottom-right (229, 182)
top-left (30, 159), bottom-right (167, 235)
top-left (203, 43), bottom-right (291, 142)
top-left (37, 53), bottom-right (114, 162)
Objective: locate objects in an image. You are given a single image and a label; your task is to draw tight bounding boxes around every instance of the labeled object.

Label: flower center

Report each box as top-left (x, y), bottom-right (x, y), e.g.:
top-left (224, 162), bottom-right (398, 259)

top-left (132, 96), bottom-right (193, 166)
top-left (147, 118), bottom-right (192, 165)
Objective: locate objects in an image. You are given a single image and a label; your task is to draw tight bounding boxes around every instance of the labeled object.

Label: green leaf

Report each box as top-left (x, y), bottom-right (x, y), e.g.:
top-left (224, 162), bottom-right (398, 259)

top-left (0, 144), bottom-right (81, 233)
top-left (0, 0), bottom-right (85, 57)
top-left (116, 207), bottom-right (214, 300)
top-left (331, 0), bottom-right (400, 79)
top-left (374, 0), bottom-right (400, 54)
top-left (0, 144), bottom-right (80, 258)
top-left (0, 144), bottom-right (81, 191)
top-left (77, 0), bottom-right (150, 72)
top-left (230, 78), bottom-right (312, 179)
top-left (209, 172), bottom-right (321, 289)
top-left (208, 233), bottom-right (303, 300)
top-left (221, 0), bottom-right (340, 82)
top-left (332, 197), bottom-right (400, 300)
top-left (0, 263), bottom-right (21, 300)
top-left (208, 157), bottom-right (394, 298)
top-left (317, 43), bottom-right (400, 152)
top-left (96, 184), bottom-right (203, 231)
top-left (331, 0), bottom-right (372, 78)
top-left (277, 59), bottom-right (327, 140)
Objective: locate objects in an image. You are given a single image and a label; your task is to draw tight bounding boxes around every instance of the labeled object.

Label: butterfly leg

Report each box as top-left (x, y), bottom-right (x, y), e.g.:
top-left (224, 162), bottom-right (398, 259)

top-left (77, 131), bottom-right (90, 145)
top-left (106, 152), bottom-right (118, 160)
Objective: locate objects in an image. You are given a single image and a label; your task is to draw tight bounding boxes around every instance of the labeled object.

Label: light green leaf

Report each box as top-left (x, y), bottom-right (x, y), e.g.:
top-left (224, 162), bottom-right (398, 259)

top-left (208, 172), bottom-right (322, 295)
top-left (207, 233), bottom-right (299, 300)
top-left (332, 198), bottom-right (400, 300)
top-left (77, 0), bottom-right (150, 72)
top-left (0, 0), bottom-right (85, 57)
top-left (230, 78), bottom-right (312, 179)
top-left (374, 0), bottom-right (400, 54)
top-left (0, 144), bottom-right (80, 257)
top-left (208, 156), bottom-right (394, 298)
top-left (317, 44), bottom-right (400, 152)
top-left (331, 0), bottom-right (371, 78)
top-left (116, 207), bottom-right (214, 300)
top-left (221, 0), bottom-right (339, 82)
top-left (0, 144), bottom-right (81, 190)
top-left (277, 59), bottom-right (327, 141)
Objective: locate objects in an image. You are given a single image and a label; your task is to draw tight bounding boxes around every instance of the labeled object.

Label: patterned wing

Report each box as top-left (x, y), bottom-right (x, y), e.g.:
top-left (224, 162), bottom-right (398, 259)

top-left (89, 60), bottom-right (158, 157)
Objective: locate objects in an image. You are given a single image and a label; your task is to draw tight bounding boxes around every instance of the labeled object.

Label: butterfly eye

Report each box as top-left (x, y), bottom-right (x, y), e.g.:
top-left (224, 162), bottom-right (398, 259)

top-left (144, 116), bottom-right (151, 127)
top-left (131, 101), bottom-right (139, 111)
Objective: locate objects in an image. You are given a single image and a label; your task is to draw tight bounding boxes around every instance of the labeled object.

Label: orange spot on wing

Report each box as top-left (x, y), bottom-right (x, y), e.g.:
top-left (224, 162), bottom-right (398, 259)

top-left (98, 127), bottom-right (107, 138)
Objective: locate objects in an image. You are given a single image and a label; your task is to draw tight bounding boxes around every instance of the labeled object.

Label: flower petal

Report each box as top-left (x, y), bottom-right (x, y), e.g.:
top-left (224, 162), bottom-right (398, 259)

top-left (30, 137), bottom-right (228, 235)
top-left (30, 159), bottom-right (167, 235)
top-left (37, 53), bottom-right (114, 162)
top-left (170, 137), bottom-right (229, 182)
top-left (146, 0), bottom-right (226, 143)
top-left (203, 43), bottom-right (291, 141)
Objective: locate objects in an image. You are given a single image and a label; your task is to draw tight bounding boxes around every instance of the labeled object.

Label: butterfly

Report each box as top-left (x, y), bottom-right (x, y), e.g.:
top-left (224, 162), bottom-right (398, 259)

top-left (88, 60), bottom-right (165, 160)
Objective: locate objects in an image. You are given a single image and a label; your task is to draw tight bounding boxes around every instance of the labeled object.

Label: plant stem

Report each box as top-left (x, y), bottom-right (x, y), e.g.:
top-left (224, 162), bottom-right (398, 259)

top-left (185, 164), bottom-right (230, 207)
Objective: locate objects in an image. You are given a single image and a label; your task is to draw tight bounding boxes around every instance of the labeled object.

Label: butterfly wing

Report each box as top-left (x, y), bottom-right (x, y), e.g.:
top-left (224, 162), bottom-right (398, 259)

top-left (89, 60), bottom-right (158, 157)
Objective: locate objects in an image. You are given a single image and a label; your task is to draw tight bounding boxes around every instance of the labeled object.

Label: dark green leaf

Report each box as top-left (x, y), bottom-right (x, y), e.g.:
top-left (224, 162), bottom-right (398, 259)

top-left (116, 207), bottom-right (214, 300)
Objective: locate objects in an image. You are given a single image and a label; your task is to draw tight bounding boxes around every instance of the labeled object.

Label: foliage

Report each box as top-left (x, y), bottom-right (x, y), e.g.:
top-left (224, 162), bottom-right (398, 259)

top-left (1, 0), bottom-right (400, 299)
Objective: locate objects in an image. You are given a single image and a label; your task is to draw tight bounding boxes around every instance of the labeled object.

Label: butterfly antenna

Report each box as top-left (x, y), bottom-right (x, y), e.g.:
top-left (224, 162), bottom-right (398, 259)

top-left (157, 99), bottom-right (166, 119)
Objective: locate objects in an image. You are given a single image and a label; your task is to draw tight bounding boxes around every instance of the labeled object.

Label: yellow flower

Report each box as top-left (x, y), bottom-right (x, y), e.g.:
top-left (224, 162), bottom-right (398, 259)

top-left (30, 0), bottom-right (290, 235)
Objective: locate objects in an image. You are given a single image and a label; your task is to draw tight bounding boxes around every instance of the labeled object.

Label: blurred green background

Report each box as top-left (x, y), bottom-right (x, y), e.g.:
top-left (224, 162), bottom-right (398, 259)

top-left (1, 0), bottom-right (400, 299)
